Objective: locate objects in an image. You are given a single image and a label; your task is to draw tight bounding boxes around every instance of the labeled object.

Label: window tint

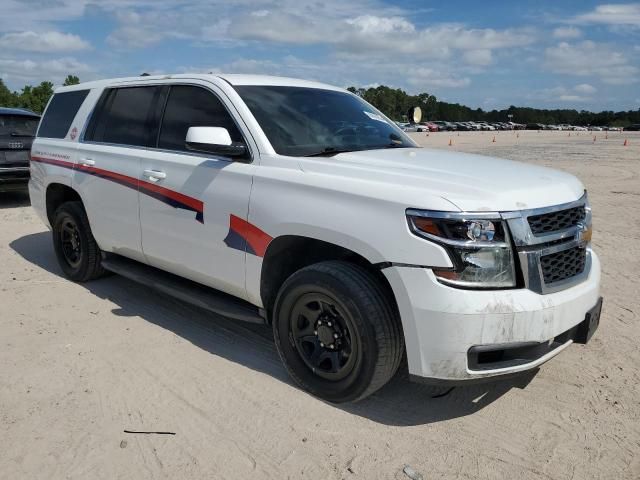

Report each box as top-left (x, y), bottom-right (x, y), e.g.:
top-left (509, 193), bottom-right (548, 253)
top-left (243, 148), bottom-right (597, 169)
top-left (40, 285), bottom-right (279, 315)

top-left (38, 90), bottom-right (89, 139)
top-left (158, 85), bottom-right (243, 152)
top-left (0, 115), bottom-right (39, 137)
top-left (234, 86), bottom-right (414, 157)
top-left (86, 86), bottom-right (161, 147)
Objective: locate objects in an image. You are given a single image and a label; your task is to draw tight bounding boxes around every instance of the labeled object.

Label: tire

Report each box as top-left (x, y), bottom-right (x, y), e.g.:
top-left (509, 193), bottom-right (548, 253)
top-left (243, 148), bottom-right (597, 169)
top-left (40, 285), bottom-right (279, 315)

top-left (52, 201), bottom-right (106, 282)
top-left (273, 261), bottom-right (404, 403)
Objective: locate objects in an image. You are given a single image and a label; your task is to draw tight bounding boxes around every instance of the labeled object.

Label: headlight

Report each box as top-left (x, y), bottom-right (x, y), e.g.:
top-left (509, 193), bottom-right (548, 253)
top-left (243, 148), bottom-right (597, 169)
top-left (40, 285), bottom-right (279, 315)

top-left (406, 210), bottom-right (516, 288)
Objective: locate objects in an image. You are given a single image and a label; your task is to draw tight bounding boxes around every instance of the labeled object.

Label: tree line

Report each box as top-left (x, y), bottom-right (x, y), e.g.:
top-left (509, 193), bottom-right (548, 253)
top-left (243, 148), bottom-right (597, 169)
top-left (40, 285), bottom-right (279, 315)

top-left (1, 75), bottom-right (638, 126)
top-left (0, 75), bottom-right (79, 114)
top-left (348, 85), bottom-right (640, 127)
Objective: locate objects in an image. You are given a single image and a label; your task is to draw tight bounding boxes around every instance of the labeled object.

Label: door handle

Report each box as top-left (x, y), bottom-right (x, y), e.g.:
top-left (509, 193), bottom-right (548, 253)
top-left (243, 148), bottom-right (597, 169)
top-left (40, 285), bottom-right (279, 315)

top-left (80, 158), bottom-right (95, 167)
top-left (143, 169), bottom-right (167, 182)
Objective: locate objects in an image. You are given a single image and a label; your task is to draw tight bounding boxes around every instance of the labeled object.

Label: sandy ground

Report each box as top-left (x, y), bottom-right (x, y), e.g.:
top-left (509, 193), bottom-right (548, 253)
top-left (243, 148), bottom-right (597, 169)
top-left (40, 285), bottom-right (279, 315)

top-left (1, 131), bottom-right (639, 479)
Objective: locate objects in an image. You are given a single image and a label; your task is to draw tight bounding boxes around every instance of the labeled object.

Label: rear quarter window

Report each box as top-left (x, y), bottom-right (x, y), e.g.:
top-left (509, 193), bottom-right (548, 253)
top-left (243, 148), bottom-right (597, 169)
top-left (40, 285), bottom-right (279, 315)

top-left (85, 86), bottom-right (163, 147)
top-left (38, 90), bottom-right (90, 139)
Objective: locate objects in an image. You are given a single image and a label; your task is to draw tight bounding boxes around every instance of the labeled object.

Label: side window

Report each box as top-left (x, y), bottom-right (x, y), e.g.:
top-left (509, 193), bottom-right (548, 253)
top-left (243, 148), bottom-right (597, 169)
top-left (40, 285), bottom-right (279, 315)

top-left (158, 85), bottom-right (243, 152)
top-left (38, 90), bottom-right (90, 139)
top-left (85, 86), bottom-right (161, 147)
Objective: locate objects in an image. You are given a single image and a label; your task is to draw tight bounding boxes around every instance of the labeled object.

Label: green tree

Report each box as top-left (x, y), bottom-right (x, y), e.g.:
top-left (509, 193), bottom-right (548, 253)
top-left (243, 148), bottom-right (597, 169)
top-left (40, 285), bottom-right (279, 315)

top-left (0, 78), bottom-right (18, 107)
top-left (16, 81), bottom-right (54, 113)
top-left (63, 75), bottom-right (80, 86)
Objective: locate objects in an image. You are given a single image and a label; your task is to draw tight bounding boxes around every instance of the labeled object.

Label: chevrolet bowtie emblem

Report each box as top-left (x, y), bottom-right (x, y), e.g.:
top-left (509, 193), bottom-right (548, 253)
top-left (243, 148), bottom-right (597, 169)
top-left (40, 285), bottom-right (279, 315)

top-left (577, 222), bottom-right (592, 244)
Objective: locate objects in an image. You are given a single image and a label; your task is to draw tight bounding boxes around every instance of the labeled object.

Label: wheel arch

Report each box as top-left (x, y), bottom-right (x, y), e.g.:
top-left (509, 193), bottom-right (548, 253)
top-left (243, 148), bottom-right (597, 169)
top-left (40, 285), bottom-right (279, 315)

top-left (45, 182), bottom-right (83, 226)
top-left (259, 234), bottom-right (399, 323)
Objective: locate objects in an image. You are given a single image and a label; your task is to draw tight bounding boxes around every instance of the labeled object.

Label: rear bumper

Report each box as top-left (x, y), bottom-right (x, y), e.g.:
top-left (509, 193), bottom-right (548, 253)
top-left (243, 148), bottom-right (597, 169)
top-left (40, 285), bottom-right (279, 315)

top-left (0, 166), bottom-right (30, 191)
top-left (383, 250), bottom-right (601, 382)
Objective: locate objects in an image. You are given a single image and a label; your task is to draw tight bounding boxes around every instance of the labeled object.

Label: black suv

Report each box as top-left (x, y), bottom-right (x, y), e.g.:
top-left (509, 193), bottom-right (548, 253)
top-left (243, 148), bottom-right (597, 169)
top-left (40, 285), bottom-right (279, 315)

top-left (0, 107), bottom-right (40, 192)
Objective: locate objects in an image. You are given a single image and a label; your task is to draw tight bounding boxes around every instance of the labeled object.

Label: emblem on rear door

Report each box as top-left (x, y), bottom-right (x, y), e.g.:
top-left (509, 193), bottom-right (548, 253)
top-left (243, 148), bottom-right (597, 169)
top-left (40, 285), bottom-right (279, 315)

top-left (8, 142), bottom-right (23, 149)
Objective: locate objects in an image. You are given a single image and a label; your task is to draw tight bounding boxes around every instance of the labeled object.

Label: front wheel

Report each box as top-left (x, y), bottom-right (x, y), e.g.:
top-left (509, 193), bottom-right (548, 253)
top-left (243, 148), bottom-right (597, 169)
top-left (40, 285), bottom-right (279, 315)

top-left (273, 261), bottom-right (404, 403)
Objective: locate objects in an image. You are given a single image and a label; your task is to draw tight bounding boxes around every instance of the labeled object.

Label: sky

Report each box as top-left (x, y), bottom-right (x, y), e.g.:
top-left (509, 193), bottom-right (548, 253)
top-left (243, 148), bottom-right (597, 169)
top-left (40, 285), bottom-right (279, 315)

top-left (0, 0), bottom-right (639, 112)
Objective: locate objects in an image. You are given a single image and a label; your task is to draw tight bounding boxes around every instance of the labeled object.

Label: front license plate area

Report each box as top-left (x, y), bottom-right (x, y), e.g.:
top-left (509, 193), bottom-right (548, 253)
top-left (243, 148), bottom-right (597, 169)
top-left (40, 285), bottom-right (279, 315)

top-left (575, 297), bottom-right (603, 344)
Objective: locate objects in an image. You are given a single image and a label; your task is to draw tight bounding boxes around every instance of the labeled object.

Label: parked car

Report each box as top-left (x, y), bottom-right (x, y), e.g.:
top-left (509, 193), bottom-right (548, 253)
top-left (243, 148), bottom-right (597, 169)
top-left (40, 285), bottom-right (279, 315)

top-left (624, 124), bottom-right (640, 131)
top-left (30, 74), bottom-right (602, 402)
top-left (454, 122), bottom-right (471, 131)
top-left (431, 120), bottom-right (457, 131)
top-left (418, 122), bottom-right (438, 132)
top-left (0, 107), bottom-right (40, 192)
top-left (475, 121), bottom-right (495, 131)
top-left (526, 123), bottom-right (545, 130)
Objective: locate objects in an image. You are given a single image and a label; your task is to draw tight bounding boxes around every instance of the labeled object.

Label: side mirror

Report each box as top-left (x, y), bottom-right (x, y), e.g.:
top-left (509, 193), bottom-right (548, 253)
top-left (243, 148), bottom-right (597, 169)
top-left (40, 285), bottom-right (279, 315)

top-left (185, 126), bottom-right (248, 159)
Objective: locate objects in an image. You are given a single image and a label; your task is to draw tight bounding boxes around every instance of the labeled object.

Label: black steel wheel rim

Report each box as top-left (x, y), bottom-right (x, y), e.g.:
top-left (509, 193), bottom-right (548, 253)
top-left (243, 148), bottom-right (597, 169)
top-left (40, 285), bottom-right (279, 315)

top-left (59, 217), bottom-right (82, 268)
top-left (289, 292), bottom-right (359, 381)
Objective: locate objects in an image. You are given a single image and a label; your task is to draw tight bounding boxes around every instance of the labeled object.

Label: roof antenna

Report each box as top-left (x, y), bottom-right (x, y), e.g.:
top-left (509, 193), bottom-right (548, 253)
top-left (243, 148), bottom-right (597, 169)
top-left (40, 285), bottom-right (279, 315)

top-left (140, 72), bottom-right (150, 76)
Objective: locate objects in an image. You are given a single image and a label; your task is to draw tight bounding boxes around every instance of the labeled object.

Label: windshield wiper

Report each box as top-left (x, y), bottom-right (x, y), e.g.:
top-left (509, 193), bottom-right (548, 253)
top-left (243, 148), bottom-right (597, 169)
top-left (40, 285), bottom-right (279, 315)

top-left (304, 147), bottom-right (365, 157)
top-left (379, 142), bottom-right (408, 148)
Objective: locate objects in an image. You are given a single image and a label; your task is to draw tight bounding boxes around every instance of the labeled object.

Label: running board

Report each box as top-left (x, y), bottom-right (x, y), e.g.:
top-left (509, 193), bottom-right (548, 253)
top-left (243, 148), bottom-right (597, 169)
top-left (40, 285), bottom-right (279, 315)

top-left (101, 254), bottom-right (265, 324)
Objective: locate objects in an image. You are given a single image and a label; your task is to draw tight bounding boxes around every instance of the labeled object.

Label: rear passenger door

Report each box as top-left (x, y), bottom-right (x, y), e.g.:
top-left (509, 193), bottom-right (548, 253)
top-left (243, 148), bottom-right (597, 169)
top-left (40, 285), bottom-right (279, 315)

top-left (138, 84), bottom-right (255, 300)
top-left (77, 86), bottom-right (164, 263)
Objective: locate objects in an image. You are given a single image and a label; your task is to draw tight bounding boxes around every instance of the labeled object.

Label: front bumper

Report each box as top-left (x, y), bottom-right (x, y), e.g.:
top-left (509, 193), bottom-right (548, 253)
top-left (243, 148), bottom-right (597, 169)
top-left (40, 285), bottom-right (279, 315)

top-left (383, 250), bottom-right (601, 382)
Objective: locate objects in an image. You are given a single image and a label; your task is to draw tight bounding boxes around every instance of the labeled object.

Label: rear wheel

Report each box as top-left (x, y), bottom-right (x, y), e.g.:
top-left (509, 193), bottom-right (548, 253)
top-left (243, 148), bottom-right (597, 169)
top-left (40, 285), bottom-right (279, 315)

top-left (52, 201), bottom-right (106, 282)
top-left (273, 261), bottom-right (404, 403)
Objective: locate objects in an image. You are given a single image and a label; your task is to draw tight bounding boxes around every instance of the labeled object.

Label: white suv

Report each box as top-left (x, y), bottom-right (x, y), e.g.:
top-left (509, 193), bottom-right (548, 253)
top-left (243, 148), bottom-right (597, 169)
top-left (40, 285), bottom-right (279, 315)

top-left (29, 74), bottom-right (602, 402)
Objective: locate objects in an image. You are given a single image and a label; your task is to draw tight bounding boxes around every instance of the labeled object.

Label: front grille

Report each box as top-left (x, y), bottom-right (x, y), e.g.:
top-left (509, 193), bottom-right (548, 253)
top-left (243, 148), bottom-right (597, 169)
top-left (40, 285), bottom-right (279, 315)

top-left (540, 246), bottom-right (587, 284)
top-left (528, 206), bottom-right (585, 235)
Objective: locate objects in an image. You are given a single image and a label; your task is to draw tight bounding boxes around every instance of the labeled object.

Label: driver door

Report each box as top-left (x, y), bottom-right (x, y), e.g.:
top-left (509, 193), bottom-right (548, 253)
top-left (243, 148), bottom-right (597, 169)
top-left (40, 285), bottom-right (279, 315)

top-left (138, 83), bottom-right (255, 300)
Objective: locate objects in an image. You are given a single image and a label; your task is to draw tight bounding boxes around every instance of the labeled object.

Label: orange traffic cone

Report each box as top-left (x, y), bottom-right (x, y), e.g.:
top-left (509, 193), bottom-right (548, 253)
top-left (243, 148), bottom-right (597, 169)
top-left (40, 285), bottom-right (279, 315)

top-left (449, 138), bottom-right (453, 146)
top-left (593, 135), bottom-right (596, 142)
top-left (605, 133), bottom-right (608, 139)
top-left (624, 139), bottom-right (628, 146)
top-left (568, 132), bottom-right (571, 137)
top-left (517, 132), bottom-right (520, 138)
top-left (492, 136), bottom-right (496, 143)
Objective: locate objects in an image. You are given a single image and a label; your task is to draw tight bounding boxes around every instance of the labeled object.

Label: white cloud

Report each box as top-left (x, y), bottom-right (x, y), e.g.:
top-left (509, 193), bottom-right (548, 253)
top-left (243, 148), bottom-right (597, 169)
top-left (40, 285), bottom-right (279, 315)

top-left (406, 67), bottom-right (471, 88)
top-left (463, 49), bottom-right (493, 66)
top-left (572, 3), bottom-right (640, 27)
top-left (526, 85), bottom-right (594, 104)
top-left (102, 1), bottom-right (534, 64)
top-left (0, 56), bottom-right (93, 87)
top-left (552, 26), bottom-right (582, 39)
top-left (0, 31), bottom-right (90, 52)
top-left (574, 83), bottom-right (597, 94)
top-left (544, 41), bottom-right (639, 84)
top-left (558, 94), bottom-right (589, 102)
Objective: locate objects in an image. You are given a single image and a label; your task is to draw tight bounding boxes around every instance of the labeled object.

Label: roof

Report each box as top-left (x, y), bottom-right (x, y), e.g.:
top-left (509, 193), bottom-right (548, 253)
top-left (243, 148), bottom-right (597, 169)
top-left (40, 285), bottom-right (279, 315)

top-left (55, 74), bottom-right (344, 93)
top-left (0, 107), bottom-right (40, 117)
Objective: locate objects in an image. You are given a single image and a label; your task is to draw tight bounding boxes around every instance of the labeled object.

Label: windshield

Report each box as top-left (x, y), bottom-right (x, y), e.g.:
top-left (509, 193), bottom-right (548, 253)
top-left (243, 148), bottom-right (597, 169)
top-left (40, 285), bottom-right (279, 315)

top-left (234, 86), bottom-right (417, 156)
top-left (0, 115), bottom-right (39, 137)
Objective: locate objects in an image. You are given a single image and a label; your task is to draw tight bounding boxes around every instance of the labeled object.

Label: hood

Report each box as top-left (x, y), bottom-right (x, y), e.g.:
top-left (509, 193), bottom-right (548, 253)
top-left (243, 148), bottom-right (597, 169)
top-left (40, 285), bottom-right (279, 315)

top-left (297, 147), bottom-right (584, 212)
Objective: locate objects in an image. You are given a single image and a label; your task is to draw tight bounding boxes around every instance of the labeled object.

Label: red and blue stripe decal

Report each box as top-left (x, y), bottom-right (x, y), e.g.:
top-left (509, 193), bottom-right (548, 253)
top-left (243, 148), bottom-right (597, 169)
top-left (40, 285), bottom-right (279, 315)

top-left (224, 214), bottom-right (273, 257)
top-left (31, 156), bottom-right (204, 223)
top-left (32, 155), bottom-right (273, 257)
